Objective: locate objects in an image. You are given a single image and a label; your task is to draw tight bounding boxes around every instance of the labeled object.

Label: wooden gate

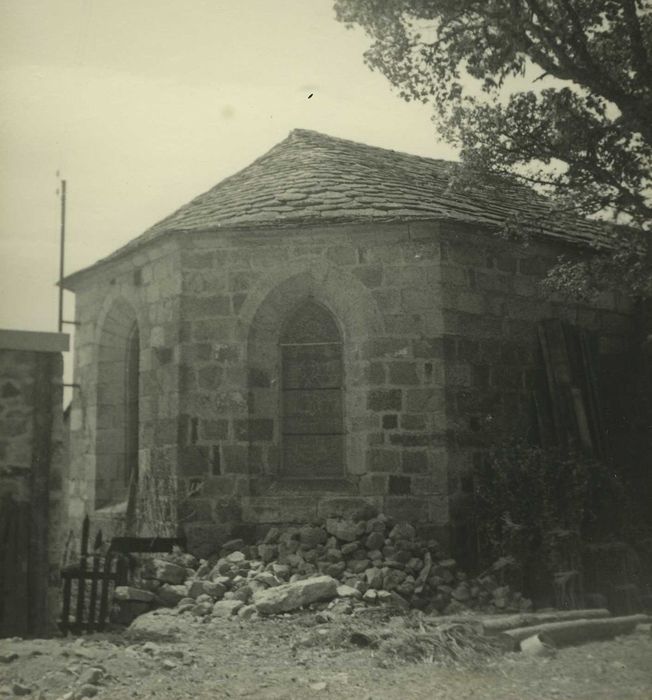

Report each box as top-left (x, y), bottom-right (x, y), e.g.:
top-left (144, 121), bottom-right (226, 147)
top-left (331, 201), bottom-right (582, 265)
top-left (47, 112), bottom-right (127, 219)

top-left (0, 496), bottom-right (32, 636)
top-left (59, 516), bottom-right (120, 635)
top-left (59, 515), bottom-right (186, 634)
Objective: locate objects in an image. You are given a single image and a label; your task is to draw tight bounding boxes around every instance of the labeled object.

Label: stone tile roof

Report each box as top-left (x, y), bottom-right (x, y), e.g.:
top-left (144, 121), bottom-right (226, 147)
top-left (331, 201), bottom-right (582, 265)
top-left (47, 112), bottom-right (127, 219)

top-left (65, 129), bottom-right (608, 282)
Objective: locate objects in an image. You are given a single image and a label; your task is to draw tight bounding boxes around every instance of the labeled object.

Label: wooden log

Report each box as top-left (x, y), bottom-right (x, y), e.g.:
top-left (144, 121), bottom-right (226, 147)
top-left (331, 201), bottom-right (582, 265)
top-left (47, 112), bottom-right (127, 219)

top-left (481, 608), bottom-right (611, 633)
top-left (505, 614), bottom-right (650, 647)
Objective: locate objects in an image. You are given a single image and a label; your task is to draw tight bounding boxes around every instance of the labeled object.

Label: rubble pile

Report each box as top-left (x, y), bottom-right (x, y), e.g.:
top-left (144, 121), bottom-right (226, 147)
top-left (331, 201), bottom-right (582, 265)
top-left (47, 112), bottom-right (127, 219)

top-left (115, 514), bottom-right (532, 623)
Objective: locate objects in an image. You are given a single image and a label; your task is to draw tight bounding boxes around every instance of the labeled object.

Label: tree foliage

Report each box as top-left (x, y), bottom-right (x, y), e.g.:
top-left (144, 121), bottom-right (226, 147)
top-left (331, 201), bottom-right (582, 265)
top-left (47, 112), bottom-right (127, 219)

top-left (335, 0), bottom-right (652, 298)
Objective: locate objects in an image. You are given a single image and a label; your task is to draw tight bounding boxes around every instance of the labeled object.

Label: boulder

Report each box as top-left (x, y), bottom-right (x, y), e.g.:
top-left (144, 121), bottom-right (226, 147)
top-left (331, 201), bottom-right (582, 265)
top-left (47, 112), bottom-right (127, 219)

top-left (341, 542), bottom-right (360, 556)
top-left (365, 532), bottom-right (385, 550)
top-left (364, 567), bottom-right (383, 590)
top-left (258, 544), bottom-right (277, 563)
top-left (203, 581), bottom-right (227, 600)
top-left (299, 525), bottom-right (327, 548)
top-left (226, 551), bottom-right (246, 564)
top-left (325, 519), bottom-right (364, 542)
top-left (142, 559), bottom-right (187, 585)
top-left (389, 522), bottom-right (415, 541)
top-left (113, 586), bottom-right (155, 603)
top-left (212, 600), bottom-right (244, 617)
top-left (221, 538), bottom-right (245, 553)
top-left (129, 610), bottom-right (181, 636)
top-left (254, 575), bottom-right (338, 614)
top-left (336, 584), bottom-right (362, 599)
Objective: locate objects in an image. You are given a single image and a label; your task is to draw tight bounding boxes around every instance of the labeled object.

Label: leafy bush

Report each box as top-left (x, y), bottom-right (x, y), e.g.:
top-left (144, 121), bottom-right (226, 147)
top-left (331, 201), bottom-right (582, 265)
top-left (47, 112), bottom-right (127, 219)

top-left (474, 443), bottom-right (624, 594)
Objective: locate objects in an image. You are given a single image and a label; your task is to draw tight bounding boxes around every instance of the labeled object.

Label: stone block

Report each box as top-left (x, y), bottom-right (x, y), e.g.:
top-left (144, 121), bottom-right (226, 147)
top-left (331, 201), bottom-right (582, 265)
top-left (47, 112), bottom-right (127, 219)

top-left (402, 451), bottom-right (429, 474)
top-left (326, 246), bottom-right (357, 265)
top-left (400, 414), bottom-right (427, 430)
top-left (192, 319), bottom-right (235, 341)
top-left (388, 362), bottom-right (419, 385)
top-left (248, 367), bottom-right (270, 388)
top-left (401, 289), bottom-right (433, 310)
top-left (222, 444), bottom-right (248, 473)
top-left (412, 337), bottom-right (443, 359)
top-left (182, 522), bottom-right (233, 559)
top-left (406, 389), bottom-right (444, 413)
top-left (254, 575), bottom-right (338, 614)
top-left (114, 586), bottom-right (155, 603)
top-left (234, 419), bottom-right (274, 442)
top-left (181, 251), bottom-right (215, 269)
top-left (353, 266), bottom-right (383, 288)
top-left (367, 389), bottom-right (402, 412)
top-left (178, 446), bottom-right (210, 476)
top-left (389, 433), bottom-right (431, 447)
top-left (445, 363), bottom-right (472, 387)
top-left (197, 366), bottom-right (224, 390)
top-left (372, 288), bottom-right (401, 312)
top-left (363, 362), bottom-right (385, 385)
top-left (201, 419), bottom-right (228, 440)
top-left (214, 344), bottom-right (240, 362)
top-left (178, 497), bottom-right (213, 522)
top-left (229, 271), bottom-right (254, 292)
top-left (362, 339), bottom-right (411, 360)
top-left (366, 449), bottom-right (400, 473)
top-left (384, 496), bottom-right (431, 522)
top-left (241, 496), bottom-right (317, 523)
top-left (388, 475), bottom-right (411, 495)
top-left (359, 474), bottom-right (387, 496)
top-left (385, 314), bottom-right (424, 335)
top-left (181, 294), bottom-right (231, 318)
top-left (382, 414), bottom-right (398, 430)
top-left (318, 498), bottom-right (374, 520)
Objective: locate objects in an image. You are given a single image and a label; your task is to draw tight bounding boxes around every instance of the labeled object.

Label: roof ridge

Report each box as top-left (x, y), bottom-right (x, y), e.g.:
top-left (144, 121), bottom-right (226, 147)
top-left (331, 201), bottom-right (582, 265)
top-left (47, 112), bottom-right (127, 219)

top-left (287, 127), bottom-right (455, 168)
top-left (61, 127), bottom-right (612, 288)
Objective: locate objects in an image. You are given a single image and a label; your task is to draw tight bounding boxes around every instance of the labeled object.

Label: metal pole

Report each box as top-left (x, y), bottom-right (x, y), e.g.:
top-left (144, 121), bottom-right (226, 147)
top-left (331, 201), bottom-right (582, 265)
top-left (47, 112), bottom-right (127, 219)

top-left (58, 179), bottom-right (66, 333)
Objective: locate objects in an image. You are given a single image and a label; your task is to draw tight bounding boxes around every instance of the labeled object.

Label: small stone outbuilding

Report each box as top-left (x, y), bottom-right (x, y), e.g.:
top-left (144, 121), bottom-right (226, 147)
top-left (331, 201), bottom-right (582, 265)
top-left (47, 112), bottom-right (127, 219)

top-left (0, 329), bottom-right (68, 635)
top-left (61, 129), bottom-right (649, 558)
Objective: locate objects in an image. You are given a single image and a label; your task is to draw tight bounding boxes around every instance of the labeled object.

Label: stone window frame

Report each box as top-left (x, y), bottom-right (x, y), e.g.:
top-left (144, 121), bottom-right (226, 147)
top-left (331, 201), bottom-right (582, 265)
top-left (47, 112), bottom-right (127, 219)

top-left (242, 264), bottom-right (386, 490)
top-left (94, 297), bottom-right (142, 511)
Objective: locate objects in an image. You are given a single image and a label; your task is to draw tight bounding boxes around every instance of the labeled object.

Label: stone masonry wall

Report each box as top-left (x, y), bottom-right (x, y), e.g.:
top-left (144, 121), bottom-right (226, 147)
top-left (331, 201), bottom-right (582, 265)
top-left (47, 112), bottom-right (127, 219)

top-left (0, 331), bottom-right (67, 634)
top-left (68, 236), bottom-right (182, 539)
top-left (173, 223), bottom-right (450, 553)
top-left (433, 222), bottom-right (634, 563)
top-left (68, 220), bottom-right (638, 559)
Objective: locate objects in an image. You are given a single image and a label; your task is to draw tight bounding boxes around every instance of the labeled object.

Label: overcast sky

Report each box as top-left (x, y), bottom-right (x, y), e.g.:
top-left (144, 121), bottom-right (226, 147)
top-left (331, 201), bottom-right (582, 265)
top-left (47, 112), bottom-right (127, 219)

top-left (0, 0), bottom-right (457, 338)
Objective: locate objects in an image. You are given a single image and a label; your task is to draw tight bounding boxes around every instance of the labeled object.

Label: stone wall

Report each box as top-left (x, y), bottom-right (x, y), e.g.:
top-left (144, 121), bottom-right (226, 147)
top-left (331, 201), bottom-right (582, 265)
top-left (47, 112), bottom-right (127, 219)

top-left (66, 220), bottom-right (640, 558)
top-left (0, 329), bottom-right (68, 635)
top-left (67, 237), bottom-right (182, 538)
top-left (431, 222), bottom-right (635, 562)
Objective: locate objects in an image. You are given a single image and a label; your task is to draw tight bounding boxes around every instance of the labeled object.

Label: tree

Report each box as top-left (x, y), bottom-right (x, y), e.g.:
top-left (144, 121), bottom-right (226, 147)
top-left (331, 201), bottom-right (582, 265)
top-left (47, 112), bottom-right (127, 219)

top-left (335, 0), bottom-right (652, 299)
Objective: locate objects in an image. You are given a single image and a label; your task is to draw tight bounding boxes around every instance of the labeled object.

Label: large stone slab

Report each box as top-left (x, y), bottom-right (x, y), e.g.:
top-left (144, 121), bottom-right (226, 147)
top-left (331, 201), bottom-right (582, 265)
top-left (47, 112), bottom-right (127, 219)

top-left (113, 586), bottom-right (155, 603)
top-left (142, 559), bottom-right (188, 585)
top-left (253, 575), bottom-right (338, 614)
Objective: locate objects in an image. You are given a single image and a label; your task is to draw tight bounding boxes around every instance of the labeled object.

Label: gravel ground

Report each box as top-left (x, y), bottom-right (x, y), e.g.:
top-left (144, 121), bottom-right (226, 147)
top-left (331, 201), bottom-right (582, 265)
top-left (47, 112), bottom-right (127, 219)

top-left (1, 612), bottom-right (651, 700)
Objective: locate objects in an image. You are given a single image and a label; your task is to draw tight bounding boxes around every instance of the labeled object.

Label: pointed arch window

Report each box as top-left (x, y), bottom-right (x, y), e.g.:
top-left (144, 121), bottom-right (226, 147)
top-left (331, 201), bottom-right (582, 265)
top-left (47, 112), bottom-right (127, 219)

top-left (125, 323), bottom-right (140, 490)
top-left (280, 301), bottom-right (344, 476)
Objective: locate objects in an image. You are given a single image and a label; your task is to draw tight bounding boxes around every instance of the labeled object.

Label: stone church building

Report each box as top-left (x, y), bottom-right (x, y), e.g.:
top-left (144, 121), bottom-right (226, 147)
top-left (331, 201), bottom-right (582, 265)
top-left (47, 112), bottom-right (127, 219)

top-left (61, 129), bottom-right (646, 558)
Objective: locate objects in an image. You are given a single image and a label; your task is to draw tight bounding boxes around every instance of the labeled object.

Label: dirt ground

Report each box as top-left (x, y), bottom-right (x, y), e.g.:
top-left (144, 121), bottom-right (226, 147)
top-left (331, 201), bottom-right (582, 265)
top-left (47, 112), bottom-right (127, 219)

top-left (1, 610), bottom-right (651, 700)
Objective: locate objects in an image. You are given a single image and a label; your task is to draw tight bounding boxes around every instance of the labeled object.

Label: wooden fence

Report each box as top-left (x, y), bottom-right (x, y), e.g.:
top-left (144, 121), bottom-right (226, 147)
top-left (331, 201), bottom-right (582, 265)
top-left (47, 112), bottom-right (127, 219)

top-left (59, 515), bottom-right (185, 634)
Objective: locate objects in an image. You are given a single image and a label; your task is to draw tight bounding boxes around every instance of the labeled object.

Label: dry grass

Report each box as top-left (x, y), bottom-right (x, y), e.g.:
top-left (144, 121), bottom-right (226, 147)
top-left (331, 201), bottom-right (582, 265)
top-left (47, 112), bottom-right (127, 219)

top-left (297, 611), bottom-right (506, 669)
